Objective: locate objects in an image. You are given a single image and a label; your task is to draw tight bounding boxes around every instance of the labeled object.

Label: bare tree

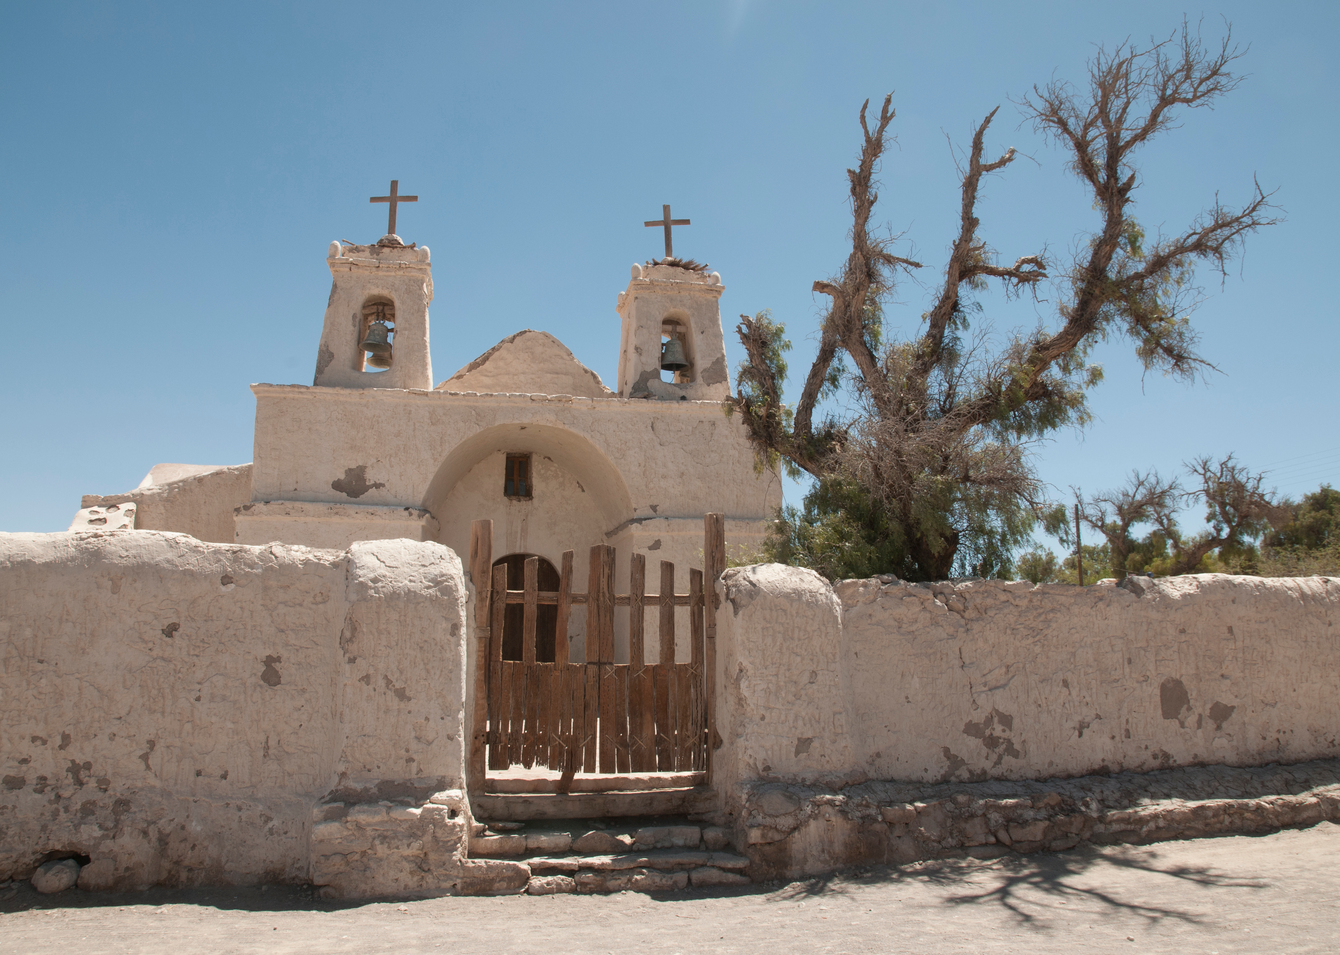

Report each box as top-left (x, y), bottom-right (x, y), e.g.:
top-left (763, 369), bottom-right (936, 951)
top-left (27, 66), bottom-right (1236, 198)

top-left (1075, 471), bottom-right (1181, 579)
top-left (733, 23), bottom-right (1278, 581)
top-left (1155, 455), bottom-right (1286, 574)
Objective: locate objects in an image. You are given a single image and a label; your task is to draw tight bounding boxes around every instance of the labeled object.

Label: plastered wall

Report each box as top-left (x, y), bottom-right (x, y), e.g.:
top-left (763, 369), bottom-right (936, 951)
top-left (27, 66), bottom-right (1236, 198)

top-left (716, 565), bottom-right (1340, 794)
top-left (0, 531), bottom-right (466, 890)
top-left (82, 464), bottom-right (253, 545)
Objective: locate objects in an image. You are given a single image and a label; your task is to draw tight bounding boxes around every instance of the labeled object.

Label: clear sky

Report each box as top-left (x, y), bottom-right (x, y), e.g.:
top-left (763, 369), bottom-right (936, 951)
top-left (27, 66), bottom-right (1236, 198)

top-left (2, 1), bottom-right (1335, 538)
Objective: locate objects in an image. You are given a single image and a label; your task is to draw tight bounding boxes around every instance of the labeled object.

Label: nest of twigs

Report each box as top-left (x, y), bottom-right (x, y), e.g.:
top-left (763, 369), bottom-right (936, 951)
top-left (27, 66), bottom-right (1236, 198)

top-left (647, 257), bottom-right (710, 272)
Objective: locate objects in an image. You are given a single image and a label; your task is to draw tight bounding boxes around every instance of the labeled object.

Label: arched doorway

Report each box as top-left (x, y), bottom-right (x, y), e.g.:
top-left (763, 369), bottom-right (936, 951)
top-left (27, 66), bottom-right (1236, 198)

top-left (493, 554), bottom-right (561, 662)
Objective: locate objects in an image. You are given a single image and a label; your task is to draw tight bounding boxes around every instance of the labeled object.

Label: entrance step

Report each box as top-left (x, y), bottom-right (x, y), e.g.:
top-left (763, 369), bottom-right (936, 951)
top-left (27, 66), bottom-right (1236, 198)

top-left (467, 816), bottom-right (750, 895)
top-left (473, 785), bottom-right (715, 821)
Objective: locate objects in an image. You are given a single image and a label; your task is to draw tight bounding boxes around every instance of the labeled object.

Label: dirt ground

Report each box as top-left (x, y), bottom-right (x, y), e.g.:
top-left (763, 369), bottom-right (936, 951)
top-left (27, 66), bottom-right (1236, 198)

top-left (3, 822), bottom-right (1339, 955)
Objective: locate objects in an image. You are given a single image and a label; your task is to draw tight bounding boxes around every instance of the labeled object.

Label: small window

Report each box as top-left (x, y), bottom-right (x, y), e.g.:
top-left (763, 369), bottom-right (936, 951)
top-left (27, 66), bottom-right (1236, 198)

top-left (504, 453), bottom-right (532, 499)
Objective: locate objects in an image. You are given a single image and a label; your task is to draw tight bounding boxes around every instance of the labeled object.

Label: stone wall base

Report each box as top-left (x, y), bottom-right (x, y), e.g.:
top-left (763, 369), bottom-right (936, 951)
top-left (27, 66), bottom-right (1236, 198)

top-left (310, 789), bottom-right (471, 899)
top-left (740, 759), bottom-right (1340, 882)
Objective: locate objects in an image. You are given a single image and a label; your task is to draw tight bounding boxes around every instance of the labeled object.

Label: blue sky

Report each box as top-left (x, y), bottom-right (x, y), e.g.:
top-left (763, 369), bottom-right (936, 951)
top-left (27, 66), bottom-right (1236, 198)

top-left (2, 1), bottom-right (1335, 538)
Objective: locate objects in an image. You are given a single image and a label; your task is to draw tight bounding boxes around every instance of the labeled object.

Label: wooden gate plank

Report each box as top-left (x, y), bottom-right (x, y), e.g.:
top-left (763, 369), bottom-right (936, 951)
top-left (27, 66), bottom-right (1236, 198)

top-left (598, 663), bottom-right (615, 773)
top-left (546, 662), bottom-right (564, 771)
top-left (689, 567), bottom-right (705, 771)
top-left (658, 561), bottom-right (675, 666)
top-left (488, 563), bottom-right (508, 770)
top-left (555, 550), bottom-right (574, 664)
top-left (613, 664), bottom-right (631, 774)
top-left (675, 663), bottom-right (692, 771)
top-left (506, 660), bottom-right (522, 767)
top-left (565, 662), bottom-right (584, 776)
top-left (582, 663), bottom-right (599, 773)
top-left (522, 557), bottom-right (539, 665)
top-left (704, 513), bottom-right (724, 777)
top-left (468, 520), bottom-right (492, 792)
top-left (628, 554), bottom-right (651, 773)
top-left (653, 663), bottom-right (672, 771)
top-left (589, 545), bottom-right (615, 664)
top-left (519, 559), bottom-right (540, 769)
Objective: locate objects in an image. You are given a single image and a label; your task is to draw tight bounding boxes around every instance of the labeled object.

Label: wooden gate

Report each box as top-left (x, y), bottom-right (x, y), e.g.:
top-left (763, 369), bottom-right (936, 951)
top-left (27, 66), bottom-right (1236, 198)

top-left (468, 514), bottom-right (724, 792)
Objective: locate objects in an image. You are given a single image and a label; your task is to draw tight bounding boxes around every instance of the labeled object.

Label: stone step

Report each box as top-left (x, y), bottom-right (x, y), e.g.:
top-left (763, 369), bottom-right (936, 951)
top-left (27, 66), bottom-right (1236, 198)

top-left (528, 861), bottom-right (751, 895)
top-left (473, 785), bottom-right (716, 820)
top-left (469, 820), bottom-right (735, 859)
top-left (527, 847), bottom-right (748, 873)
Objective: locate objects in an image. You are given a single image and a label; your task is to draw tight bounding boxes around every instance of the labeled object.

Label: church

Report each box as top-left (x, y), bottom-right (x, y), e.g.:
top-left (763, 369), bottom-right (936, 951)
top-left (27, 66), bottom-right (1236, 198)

top-left (74, 187), bottom-right (781, 663)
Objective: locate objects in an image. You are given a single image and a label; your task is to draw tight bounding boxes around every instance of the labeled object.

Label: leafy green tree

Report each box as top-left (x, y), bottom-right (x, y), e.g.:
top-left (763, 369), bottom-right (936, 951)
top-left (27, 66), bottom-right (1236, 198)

top-left (1266, 485), bottom-right (1340, 551)
top-left (734, 24), bottom-right (1276, 581)
top-left (1015, 548), bottom-right (1059, 584)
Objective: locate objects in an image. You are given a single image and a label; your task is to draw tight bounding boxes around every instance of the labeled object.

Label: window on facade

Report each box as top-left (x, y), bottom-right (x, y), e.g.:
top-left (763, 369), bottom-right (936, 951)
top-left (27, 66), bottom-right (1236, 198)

top-left (504, 453), bottom-right (532, 499)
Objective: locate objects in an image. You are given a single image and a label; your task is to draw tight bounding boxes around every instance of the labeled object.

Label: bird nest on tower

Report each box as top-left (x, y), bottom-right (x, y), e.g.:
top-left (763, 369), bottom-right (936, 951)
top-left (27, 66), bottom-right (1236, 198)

top-left (646, 256), bottom-right (710, 272)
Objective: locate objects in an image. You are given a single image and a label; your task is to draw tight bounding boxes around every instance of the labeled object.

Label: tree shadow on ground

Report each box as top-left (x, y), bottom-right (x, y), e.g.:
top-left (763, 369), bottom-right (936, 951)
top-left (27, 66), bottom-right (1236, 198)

top-left (766, 843), bottom-right (1269, 927)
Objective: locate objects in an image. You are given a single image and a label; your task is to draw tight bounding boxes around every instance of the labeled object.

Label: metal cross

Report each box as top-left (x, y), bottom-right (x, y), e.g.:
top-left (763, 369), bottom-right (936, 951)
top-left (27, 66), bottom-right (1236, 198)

top-left (644, 204), bottom-right (690, 259)
top-left (369, 180), bottom-right (418, 235)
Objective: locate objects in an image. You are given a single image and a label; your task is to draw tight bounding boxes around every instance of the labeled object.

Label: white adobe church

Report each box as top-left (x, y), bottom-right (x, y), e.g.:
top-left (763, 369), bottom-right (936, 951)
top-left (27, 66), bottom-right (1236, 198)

top-left (75, 188), bottom-right (781, 662)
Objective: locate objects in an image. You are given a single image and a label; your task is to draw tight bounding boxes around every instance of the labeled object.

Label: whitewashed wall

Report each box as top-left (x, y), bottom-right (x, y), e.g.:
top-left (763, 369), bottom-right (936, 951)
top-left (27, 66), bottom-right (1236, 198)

top-left (0, 531), bottom-right (466, 891)
top-left (716, 566), bottom-right (1340, 795)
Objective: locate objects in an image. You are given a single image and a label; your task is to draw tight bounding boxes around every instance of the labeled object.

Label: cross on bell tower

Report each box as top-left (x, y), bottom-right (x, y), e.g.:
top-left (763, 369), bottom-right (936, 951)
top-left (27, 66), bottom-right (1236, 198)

top-left (644, 204), bottom-right (690, 260)
top-left (370, 179), bottom-right (418, 237)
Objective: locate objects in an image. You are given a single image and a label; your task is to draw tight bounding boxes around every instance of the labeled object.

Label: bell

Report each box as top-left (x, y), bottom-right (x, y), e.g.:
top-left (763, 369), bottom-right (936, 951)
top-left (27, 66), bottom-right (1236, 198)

top-left (366, 350), bottom-right (393, 369)
top-left (361, 322), bottom-right (392, 355)
top-left (660, 337), bottom-right (689, 372)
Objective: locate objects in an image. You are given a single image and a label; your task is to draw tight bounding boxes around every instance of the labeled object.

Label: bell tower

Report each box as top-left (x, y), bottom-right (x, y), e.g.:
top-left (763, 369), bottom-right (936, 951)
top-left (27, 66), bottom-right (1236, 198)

top-left (313, 181), bottom-right (433, 390)
top-left (617, 205), bottom-right (730, 400)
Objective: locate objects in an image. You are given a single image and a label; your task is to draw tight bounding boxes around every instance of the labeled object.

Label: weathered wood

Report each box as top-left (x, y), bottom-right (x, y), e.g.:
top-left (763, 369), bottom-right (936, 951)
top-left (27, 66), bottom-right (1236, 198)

top-left (507, 661), bottom-right (524, 766)
top-left (470, 520), bottom-right (494, 629)
top-left (488, 563), bottom-right (508, 770)
top-left (629, 665), bottom-right (652, 773)
top-left (598, 663), bottom-right (616, 773)
top-left (555, 550), bottom-right (573, 664)
top-left (490, 564), bottom-right (507, 663)
top-left (494, 658), bottom-right (511, 769)
top-left (629, 553), bottom-right (646, 668)
top-left (497, 591), bottom-right (701, 606)
top-left (589, 545), bottom-right (616, 663)
top-left (546, 662), bottom-right (564, 771)
top-left (582, 664), bottom-right (599, 773)
top-left (676, 663), bottom-right (693, 771)
top-left (473, 786), bottom-right (717, 821)
top-left (654, 664), bottom-right (672, 771)
top-left (565, 663), bottom-right (584, 777)
top-left (613, 664), bottom-right (631, 774)
top-left (522, 557), bottom-right (539, 666)
top-left (690, 568), bottom-right (705, 772)
top-left (488, 660), bottom-right (503, 770)
top-left (525, 663), bottom-right (544, 768)
top-left (468, 520), bottom-right (492, 791)
top-left (627, 553), bottom-right (651, 772)
top-left (484, 771), bottom-right (705, 794)
top-left (704, 512), bottom-right (725, 779)
top-left (659, 560), bottom-right (676, 666)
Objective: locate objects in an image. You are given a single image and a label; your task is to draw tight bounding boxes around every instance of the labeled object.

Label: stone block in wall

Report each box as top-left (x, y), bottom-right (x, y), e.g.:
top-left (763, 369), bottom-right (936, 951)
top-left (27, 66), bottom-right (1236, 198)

top-left (310, 791), bottom-right (470, 900)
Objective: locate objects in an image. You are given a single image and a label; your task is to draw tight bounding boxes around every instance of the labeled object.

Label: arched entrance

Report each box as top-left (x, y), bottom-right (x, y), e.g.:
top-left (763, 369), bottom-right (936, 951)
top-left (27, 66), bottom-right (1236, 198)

top-left (493, 553), bottom-right (561, 662)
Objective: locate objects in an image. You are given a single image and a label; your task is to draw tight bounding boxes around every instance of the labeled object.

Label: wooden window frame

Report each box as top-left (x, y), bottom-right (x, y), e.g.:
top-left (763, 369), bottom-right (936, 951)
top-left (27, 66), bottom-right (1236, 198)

top-left (504, 453), bottom-right (532, 500)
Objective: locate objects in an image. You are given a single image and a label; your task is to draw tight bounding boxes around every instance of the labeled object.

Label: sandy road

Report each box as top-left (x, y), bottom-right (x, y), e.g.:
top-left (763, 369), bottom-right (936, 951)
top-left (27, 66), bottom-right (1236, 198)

top-left (3, 822), bottom-right (1339, 954)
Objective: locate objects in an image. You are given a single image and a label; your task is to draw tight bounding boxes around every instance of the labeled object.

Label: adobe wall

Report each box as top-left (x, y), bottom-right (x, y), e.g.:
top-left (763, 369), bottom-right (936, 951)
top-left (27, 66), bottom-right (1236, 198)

top-left (82, 464), bottom-right (253, 544)
top-left (0, 531), bottom-right (468, 895)
top-left (715, 565), bottom-right (1340, 794)
top-left (714, 565), bottom-right (1340, 879)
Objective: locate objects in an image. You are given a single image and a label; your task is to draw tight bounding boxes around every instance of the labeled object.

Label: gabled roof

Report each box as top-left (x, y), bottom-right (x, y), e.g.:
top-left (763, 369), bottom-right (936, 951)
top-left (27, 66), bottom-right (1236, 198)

top-left (436, 330), bottom-right (613, 398)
